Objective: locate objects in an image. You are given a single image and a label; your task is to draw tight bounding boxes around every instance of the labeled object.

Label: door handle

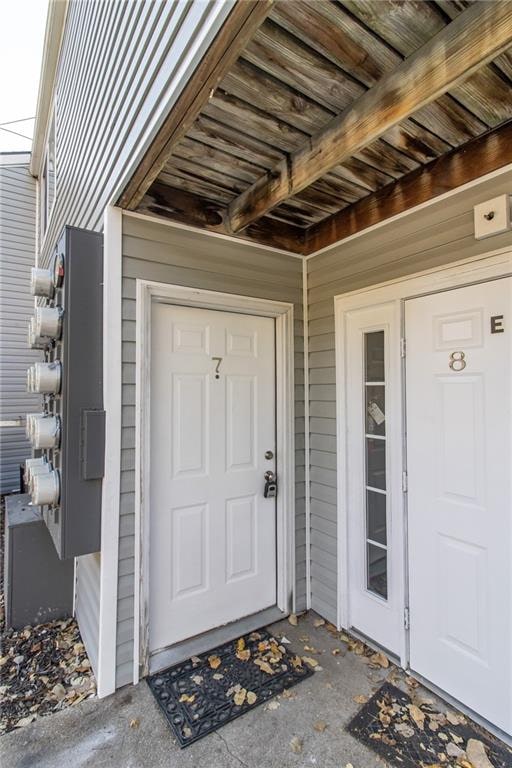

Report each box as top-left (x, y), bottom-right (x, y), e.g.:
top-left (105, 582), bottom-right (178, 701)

top-left (264, 470), bottom-right (277, 498)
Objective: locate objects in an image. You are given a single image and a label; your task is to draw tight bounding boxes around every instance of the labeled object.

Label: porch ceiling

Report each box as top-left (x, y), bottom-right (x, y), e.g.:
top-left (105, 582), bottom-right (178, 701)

top-left (119, 0), bottom-right (512, 255)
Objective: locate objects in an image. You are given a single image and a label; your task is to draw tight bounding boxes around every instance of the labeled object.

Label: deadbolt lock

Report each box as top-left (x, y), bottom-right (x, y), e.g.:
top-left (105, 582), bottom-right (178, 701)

top-left (265, 450), bottom-right (274, 460)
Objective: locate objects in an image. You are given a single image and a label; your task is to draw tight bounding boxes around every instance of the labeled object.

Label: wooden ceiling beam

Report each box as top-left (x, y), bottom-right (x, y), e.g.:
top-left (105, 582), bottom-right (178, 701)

top-left (228, 1), bottom-right (512, 233)
top-left (118, 0), bottom-right (273, 211)
top-left (139, 182), bottom-right (305, 254)
top-left (304, 120), bottom-right (512, 255)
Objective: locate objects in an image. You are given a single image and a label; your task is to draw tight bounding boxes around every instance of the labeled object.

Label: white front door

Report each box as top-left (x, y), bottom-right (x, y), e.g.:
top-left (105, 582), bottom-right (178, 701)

top-left (406, 278), bottom-right (512, 733)
top-left (345, 302), bottom-right (403, 657)
top-left (149, 303), bottom-right (277, 652)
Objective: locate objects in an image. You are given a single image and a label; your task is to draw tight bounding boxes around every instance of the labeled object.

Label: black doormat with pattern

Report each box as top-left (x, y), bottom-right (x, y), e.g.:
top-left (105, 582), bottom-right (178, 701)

top-left (347, 682), bottom-right (512, 768)
top-left (147, 628), bottom-right (313, 747)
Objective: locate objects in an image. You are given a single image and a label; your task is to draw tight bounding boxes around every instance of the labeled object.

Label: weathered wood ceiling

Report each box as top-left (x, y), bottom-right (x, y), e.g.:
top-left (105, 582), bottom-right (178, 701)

top-left (123, 0), bottom-right (512, 255)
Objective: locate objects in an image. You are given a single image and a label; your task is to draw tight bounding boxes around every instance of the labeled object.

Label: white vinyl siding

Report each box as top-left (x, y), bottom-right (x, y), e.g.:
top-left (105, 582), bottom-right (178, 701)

top-left (117, 214), bottom-right (305, 687)
top-left (0, 160), bottom-right (40, 494)
top-left (307, 169), bottom-right (512, 625)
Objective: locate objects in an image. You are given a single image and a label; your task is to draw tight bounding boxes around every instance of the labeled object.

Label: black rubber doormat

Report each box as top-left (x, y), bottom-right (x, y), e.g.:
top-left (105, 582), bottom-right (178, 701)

top-left (347, 682), bottom-right (512, 768)
top-left (147, 628), bottom-right (313, 747)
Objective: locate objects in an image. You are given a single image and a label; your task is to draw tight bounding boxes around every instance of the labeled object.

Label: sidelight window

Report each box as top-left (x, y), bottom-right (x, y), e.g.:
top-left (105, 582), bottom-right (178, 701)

top-left (364, 330), bottom-right (388, 599)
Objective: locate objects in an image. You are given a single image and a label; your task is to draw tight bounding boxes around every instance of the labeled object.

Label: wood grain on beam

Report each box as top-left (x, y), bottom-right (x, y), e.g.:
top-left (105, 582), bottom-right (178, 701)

top-left (118, 0), bottom-right (273, 210)
top-left (304, 120), bottom-right (512, 255)
top-left (139, 182), bottom-right (304, 254)
top-left (228, 2), bottom-right (512, 233)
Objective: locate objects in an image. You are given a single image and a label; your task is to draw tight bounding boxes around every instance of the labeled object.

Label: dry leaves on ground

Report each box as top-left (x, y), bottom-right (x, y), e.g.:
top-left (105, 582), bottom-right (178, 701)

top-left (0, 617), bottom-right (96, 734)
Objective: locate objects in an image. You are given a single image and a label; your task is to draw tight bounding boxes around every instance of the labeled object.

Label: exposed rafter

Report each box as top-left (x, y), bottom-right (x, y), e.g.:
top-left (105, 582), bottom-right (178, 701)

top-left (227, 1), bottom-right (512, 233)
top-left (140, 182), bottom-right (305, 253)
top-left (118, 0), bottom-right (274, 211)
top-left (304, 120), bottom-right (512, 255)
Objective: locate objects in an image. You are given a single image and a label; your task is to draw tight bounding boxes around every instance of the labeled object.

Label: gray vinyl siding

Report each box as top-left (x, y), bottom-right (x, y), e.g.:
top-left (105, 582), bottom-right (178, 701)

top-left (116, 214), bottom-right (304, 687)
top-left (42, 0), bottom-right (234, 678)
top-left (307, 169), bottom-right (512, 625)
top-left (0, 161), bottom-right (40, 493)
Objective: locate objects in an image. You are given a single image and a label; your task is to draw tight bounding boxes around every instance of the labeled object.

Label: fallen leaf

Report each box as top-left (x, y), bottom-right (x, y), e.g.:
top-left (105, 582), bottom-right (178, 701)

top-left (446, 711), bottom-right (466, 726)
top-left (190, 656), bottom-right (201, 665)
top-left (408, 703), bottom-right (425, 730)
top-left (14, 716), bottom-right (35, 728)
top-left (290, 655), bottom-right (303, 669)
top-left (288, 614), bottom-right (298, 626)
top-left (179, 693), bottom-right (195, 703)
top-left (332, 648), bottom-right (344, 656)
top-left (129, 718), bottom-right (140, 729)
top-left (280, 636), bottom-right (291, 644)
top-left (466, 739), bottom-right (494, 768)
top-left (405, 676), bottom-right (419, 688)
top-left (236, 649), bottom-right (251, 662)
top-left (267, 699), bottom-right (280, 710)
top-left (212, 673), bottom-right (224, 680)
top-left (303, 645), bottom-right (320, 654)
top-left (191, 675), bottom-right (203, 685)
top-left (394, 722), bottom-right (415, 738)
top-left (313, 618), bottom-right (325, 628)
top-left (234, 688), bottom-right (247, 706)
top-left (254, 658), bottom-right (274, 675)
top-left (353, 694), bottom-right (368, 705)
top-left (208, 655), bottom-right (221, 670)
top-left (446, 742), bottom-right (465, 759)
top-left (290, 736), bottom-right (303, 754)
top-left (246, 691), bottom-right (257, 705)
top-left (183, 725), bottom-right (192, 738)
top-left (370, 652), bottom-right (389, 668)
top-left (302, 656), bottom-right (318, 668)
top-left (236, 638), bottom-right (245, 653)
top-left (313, 720), bottom-right (328, 732)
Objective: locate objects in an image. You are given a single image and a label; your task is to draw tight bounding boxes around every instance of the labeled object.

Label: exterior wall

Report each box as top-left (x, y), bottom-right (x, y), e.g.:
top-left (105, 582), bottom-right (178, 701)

top-left (0, 157), bottom-right (40, 493)
top-left (39, 0), bottom-right (235, 678)
top-left (306, 169), bottom-right (512, 625)
top-left (117, 214), bottom-right (305, 687)
top-left (38, 0), bottom-right (233, 268)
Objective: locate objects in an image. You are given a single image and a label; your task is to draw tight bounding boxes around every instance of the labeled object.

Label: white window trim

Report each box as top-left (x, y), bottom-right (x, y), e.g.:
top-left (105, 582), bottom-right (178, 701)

top-left (335, 244), bottom-right (512, 664)
top-left (133, 281), bottom-right (296, 683)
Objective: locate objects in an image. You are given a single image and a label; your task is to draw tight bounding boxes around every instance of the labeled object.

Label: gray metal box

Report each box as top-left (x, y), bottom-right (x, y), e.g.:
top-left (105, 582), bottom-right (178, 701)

top-left (4, 494), bottom-right (73, 629)
top-left (42, 226), bottom-right (104, 558)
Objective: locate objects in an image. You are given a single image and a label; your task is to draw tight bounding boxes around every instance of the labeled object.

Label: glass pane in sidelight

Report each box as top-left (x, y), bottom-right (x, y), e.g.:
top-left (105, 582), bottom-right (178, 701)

top-left (366, 490), bottom-right (387, 546)
top-left (366, 384), bottom-right (385, 436)
top-left (364, 330), bottom-right (385, 382)
top-left (367, 543), bottom-right (388, 599)
top-left (366, 438), bottom-right (386, 490)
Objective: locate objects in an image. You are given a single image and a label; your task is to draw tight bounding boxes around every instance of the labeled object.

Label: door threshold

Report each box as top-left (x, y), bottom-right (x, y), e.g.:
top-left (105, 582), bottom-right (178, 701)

top-left (409, 668), bottom-right (512, 748)
top-left (148, 605), bottom-right (286, 676)
top-left (348, 625), bottom-right (401, 667)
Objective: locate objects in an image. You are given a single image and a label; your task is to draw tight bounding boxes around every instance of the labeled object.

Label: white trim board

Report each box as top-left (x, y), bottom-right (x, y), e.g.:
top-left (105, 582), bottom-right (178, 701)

top-left (334, 245), bottom-right (512, 659)
top-left (96, 206), bottom-right (123, 698)
top-left (302, 259), bottom-right (311, 610)
top-left (133, 281), bottom-right (296, 683)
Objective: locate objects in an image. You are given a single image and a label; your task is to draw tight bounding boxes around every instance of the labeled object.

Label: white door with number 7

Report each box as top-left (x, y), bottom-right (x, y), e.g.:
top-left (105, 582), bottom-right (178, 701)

top-left (149, 303), bottom-right (277, 653)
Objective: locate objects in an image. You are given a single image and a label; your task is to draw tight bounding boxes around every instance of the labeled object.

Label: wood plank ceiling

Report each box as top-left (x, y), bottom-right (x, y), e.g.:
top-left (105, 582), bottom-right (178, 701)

top-left (125, 0), bottom-right (512, 255)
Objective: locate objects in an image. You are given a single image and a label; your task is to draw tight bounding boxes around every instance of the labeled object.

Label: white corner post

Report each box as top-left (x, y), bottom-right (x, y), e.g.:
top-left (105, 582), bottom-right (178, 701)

top-left (97, 205), bottom-right (123, 697)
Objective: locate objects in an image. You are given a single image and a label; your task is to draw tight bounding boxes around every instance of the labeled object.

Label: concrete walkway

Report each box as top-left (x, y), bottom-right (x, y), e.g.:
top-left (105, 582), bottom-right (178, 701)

top-left (0, 613), bottom-right (427, 767)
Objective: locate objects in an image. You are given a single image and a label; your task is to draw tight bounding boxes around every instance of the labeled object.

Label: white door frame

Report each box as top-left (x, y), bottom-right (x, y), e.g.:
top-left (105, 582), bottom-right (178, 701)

top-left (133, 280), bottom-right (295, 683)
top-left (335, 245), bottom-right (512, 668)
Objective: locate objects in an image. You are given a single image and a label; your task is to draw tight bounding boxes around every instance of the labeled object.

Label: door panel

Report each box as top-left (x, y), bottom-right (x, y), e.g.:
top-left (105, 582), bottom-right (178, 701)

top-left (150, 303), bottom-right (276, 652)
top-left (406, 279), bottom-right (512, 734)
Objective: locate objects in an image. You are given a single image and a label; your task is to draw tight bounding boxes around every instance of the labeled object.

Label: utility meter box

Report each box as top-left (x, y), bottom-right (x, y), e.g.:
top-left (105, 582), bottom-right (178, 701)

top-left (27, 226), bottom-right (104, 558)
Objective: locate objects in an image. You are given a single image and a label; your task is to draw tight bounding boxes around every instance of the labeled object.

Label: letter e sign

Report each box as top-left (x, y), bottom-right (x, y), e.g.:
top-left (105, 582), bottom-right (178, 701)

top-left (490, 315), bottom-right (505, 334)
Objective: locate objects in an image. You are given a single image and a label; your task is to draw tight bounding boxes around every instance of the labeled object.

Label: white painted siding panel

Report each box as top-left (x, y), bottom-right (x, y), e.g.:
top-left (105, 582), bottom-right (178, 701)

top-left (0, 162), bottom-right (40, 493)
top-left (307, 170), bottom-right (512, 624)
top-left (117, 215), bottom-right (305, 687)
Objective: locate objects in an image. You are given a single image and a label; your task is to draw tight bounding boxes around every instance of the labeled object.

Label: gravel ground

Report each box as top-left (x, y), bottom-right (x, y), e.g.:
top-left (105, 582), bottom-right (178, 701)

top-left (0, 496), bottom-right (96, 735)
